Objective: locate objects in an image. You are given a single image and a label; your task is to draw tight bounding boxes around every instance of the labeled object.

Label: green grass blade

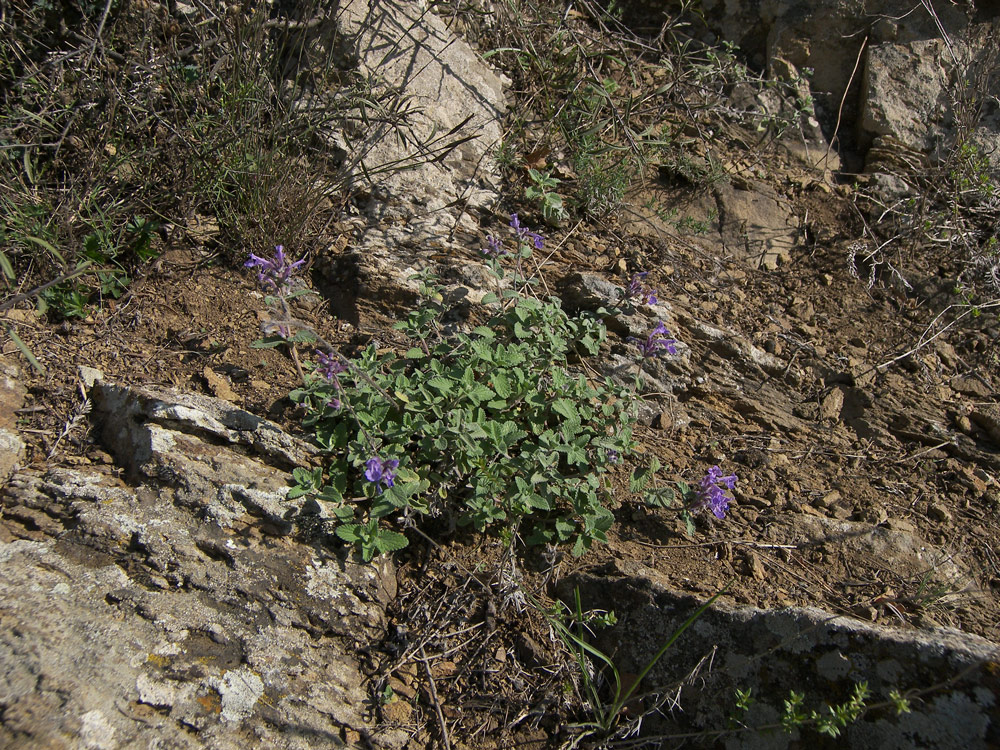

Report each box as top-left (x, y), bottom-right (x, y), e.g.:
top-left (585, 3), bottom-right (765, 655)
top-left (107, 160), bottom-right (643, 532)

top-left (0, 251), bottom-right (14, 282)
top-left (6, 326), bottom-right (44, 374)
top-left (609, 586), bottom-right (728, 718)
top-left (23, 236), bottom-right (67, 267)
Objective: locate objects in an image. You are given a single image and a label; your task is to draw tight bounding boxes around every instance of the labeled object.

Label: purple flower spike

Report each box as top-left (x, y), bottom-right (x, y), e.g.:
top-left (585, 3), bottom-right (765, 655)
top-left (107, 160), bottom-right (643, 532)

top-left (508, 213), bottom-right (544, 250)
top-left (692, 466), bottom-right (738, 519)
top-left (483, 234), bottom-right (505, 257)
top-left (626, 271), bottom-right (659, 307)
top-left (630, 321), bottom-right (677, 358)
top-left (365, 456), bottom-right (400, 493)
top-left (244, 245), bottom-right (306, 294)
top-left (315, 350), bottom-right (347, 381)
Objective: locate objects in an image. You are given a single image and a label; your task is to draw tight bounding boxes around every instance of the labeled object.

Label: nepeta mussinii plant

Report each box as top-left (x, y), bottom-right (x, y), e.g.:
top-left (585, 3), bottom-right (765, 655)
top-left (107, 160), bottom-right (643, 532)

top-left (289, 216), bottom-right (637, 558)
top-left (633, 458), bottom-right (738, 536)
top-left (246, 245), bottom-right (318, 378)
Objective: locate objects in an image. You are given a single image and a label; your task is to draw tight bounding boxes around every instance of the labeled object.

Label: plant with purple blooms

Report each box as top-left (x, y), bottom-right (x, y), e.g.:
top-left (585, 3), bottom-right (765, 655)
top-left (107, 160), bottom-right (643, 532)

top-left (482, 234), bottom-right (506, 257)
top-left (245, 244), bottom-right (319, 380)
top-left (624, 271), bottom-right (659, 306)
top-left (691, 465), bottom-right (737, 519)
top-left (315, 350), bottom-right (347, 380)
top-left (633, 457), bottom-right (738, 536)
top-left (289, 213), bottom-right (636, 559)
top-left (629, 321), bottom-right (677, 358)
top-left (244, 244), bottom-right (306, 295)
top-left (364, 455), bottom-right (399, 492)
top-left (314, 350), bottom-right (347, 409)
top-left (509, 212), bottom-right (545, 250)
top-left (479, 214), bottom-right (550, 313)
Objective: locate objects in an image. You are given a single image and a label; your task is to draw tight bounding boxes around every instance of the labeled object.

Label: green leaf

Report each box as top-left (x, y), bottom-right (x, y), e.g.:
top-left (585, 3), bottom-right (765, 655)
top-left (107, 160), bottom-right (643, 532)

top-left (554, 518), bottom-right (575, 539)
top-left (318, 483), bottom-right (345, 503)
top-left (470, 339), bottom-right (495, 362)
top-left (406, 347), bottom-right (426, 359)
top-left (491, 372), bottom-right (511, 398)
top-left (0, 251), bottom-right (15, 281)
top-left (23, 235), bottom-right (66, 266)
top-left (251, 336), bottom-right (287, 349)
top-left (427, 376), bottom-right (453, 395)
top-left (375, 530), bottom-right (409, 553)
top-left (466, 382), bottom-right (495, 404)
top-left (336, 524), bottom-right (362, 543)
top-left (525, 494), bottom-right (552, 511)
top-left (551, 398), bottom-right (579, 421)
top-left (682, 510), bottom-right (696, 537)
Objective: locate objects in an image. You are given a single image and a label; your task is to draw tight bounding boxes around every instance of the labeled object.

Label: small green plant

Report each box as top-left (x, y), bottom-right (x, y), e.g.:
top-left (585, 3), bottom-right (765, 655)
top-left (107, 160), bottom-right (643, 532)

top-left (781, 682), bottom-right (870, 738)
top-left (572, 140), bottom-right (630, 217)
top-left (525, 168), bottom-right (567, 224)
top-left (541, 586), bottom-right (724, 739)
top-left (290, 231), bottom-right (634, 556)
top-left (728, 682), bottom-right (912, 740)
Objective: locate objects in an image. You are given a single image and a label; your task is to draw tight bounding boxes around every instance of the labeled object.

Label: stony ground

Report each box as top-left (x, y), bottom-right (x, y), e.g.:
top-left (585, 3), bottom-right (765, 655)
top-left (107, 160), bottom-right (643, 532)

top-left (9, 148), bottom-right (1000, 639)
top-left (5, 146), bottom-right (999, 746)
top-left (2, 2), bottom-right (999, 746)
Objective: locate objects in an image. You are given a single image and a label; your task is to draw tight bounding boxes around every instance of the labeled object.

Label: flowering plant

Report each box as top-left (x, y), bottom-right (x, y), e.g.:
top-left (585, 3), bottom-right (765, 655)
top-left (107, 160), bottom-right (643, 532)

top-left (633, 457), bottom-right (738, 535)
top-left (250, 220), bottom-right (733, 560)
top-left (287, 217), bottom-right (635, 557)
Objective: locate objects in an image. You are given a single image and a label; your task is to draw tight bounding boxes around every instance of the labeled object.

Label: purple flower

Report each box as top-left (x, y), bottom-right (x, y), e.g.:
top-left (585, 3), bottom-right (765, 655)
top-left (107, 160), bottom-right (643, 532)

top-left (365, 456), bottom-right (400, 492)
top-left (626, 271), bottom-right (658, 306)
top-left (482, 234), bottom-right (505, 257)
top-left (326, 397), bottom-right (342, 411)
top-left (630, 321), bottom-right (677, 358)
top-left (691, 466), bottom-right (737, 519)
top-left (315, 350), bottom-right (347, 381)
top-left (244, 245), bottom-right (306, 294)
top-left (509, 213), bottom-right (544, 249)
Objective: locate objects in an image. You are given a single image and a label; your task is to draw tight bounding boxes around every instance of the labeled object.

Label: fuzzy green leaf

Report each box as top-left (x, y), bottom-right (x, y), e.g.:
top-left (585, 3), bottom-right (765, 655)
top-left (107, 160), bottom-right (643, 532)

top-left (375, 530), bottom-right (409, 553)
top-left (336, 524), bottom-right (362, 543)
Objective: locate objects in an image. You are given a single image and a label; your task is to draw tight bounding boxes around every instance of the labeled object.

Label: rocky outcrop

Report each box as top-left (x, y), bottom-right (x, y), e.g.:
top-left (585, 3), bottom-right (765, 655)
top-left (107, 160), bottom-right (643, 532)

top-left (0, 377), bottom-right (399, 750)
top-left (688, 1), bottom-right (999, 173)
top-left (326, 0), bottom-right (506, 250)
top-left (563, 559), bottom-right (1000, 749)
top-left (0, 356), bottom-right (27, 486)
top-left (858, 23), bottom-right (1000, 173)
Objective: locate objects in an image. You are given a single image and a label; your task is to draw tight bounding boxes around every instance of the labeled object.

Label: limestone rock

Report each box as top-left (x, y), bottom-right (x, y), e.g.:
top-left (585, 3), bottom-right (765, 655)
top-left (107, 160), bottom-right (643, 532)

top-left (0, 379), bottom-right (402, 749)
top-left (326, 0), bottom-right (506, 253)
top-left (713, 182), bottom-right (798, 270)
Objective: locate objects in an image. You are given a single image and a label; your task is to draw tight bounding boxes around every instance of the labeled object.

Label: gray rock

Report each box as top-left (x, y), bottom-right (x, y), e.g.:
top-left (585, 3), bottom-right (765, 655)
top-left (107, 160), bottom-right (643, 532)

top-left (0, 355), bottom-right (26, 428)
top-left (323, 0), bottom-right (506, 260)
top-left (91, 381), bottom-right (319, 478)
top-left (0, 380), bottom-right (402, 749)
top-left (714, 182), bottom-right (799, 270)
top-left (858, 26), bottom-right (1000, 173)
top-left (697, 0), bottom-right (971, 131)
top-left (562, 557), bottom-right (1000, 748)
top-left (0, 427), bottom-right (25, 487)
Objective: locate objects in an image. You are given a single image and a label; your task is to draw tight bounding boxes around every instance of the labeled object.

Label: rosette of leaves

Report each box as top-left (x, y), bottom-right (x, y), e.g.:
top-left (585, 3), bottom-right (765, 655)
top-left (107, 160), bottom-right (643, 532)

top-left (290, 281), bottom-right (637, 558)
